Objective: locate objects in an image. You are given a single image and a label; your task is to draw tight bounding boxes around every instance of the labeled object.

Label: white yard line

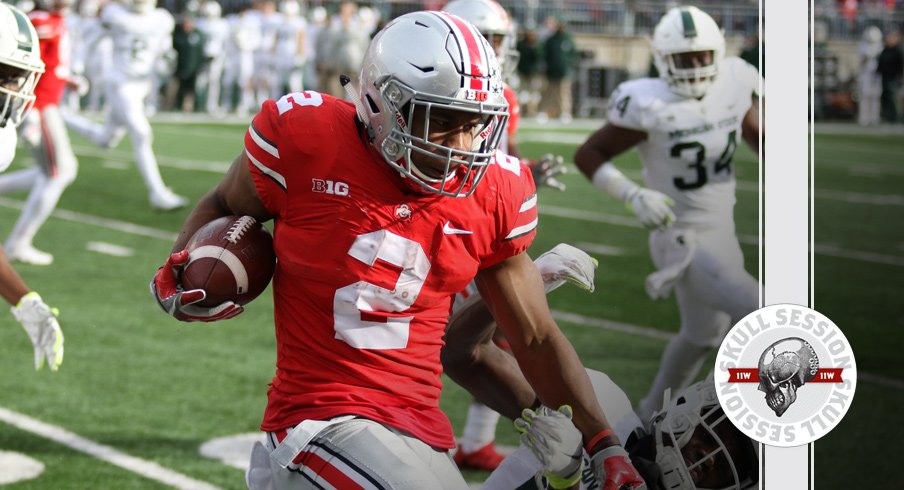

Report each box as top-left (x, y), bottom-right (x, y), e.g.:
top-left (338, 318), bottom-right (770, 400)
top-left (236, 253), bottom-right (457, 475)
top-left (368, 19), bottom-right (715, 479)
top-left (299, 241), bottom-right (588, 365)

top-left (0, 407), bottom-right (224, 490)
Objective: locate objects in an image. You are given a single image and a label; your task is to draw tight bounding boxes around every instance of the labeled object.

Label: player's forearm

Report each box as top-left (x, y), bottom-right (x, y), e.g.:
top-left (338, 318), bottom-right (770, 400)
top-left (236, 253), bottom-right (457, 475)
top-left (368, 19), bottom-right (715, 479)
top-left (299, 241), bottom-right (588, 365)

top-left (513, 329), bottom-right (616, 448)
top-left (443, 298), bottom-right (538, 418)
top-left (171, 189), bottom-right (232, 252)
top-left (0, 249), bottom-right (30, 305)
top-left (444, 340), bottom-right (538, 419)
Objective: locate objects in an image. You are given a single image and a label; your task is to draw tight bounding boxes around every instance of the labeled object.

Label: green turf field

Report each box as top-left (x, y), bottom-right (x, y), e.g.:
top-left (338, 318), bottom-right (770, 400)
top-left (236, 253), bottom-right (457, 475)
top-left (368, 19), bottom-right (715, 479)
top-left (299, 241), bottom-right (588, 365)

top-left (0, 118), bottom-right (900, 488)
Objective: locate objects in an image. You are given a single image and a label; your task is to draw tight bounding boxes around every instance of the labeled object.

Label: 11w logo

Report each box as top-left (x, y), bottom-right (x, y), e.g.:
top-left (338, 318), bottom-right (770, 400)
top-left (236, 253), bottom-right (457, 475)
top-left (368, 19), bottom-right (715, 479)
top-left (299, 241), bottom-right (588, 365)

top-left (312, 179), bottom-right (349, 196)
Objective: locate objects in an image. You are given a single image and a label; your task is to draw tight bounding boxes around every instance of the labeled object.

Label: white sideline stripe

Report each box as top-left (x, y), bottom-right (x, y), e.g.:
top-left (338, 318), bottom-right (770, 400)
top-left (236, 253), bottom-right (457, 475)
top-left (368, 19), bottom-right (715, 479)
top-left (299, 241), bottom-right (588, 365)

top-left (101, 160), bottom-right (130, 170)
top-left (550, 310), bottom-right (902, 391)
top-left (0, 407), bottom-right (224, 490)
top-left (575, 241), bottom-right (630, 256)
top-left (86, 241), bottom-right (135, 257)
top-left (0, 196), bottom-right (178, 241)
top-left (72, 145), bottom-right (230, 173)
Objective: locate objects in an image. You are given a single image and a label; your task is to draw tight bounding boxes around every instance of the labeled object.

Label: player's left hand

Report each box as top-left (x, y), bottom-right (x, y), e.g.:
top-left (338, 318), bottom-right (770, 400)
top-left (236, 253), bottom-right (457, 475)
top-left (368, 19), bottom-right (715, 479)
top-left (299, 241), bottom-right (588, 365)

top-left (526, 153), bottom-right (567, 191)
top-left (590, 445), bottom-right (647, 490)
top-left (534, 243), bottom-right (598, 293)
top-left (515, 405), bottom-right (583, 489)
top-left (12, 292), bottom-right (64, 371)
top-left (150, 250), bottom-right (244, 322)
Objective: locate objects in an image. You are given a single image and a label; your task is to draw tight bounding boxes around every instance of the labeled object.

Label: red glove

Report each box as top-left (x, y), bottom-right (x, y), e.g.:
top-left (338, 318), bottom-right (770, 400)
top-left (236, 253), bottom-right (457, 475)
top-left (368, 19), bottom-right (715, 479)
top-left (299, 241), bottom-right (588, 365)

top-left (150, 250), bottom-right (243, 322)
top-left (590, 445), bottom-right (647, 490)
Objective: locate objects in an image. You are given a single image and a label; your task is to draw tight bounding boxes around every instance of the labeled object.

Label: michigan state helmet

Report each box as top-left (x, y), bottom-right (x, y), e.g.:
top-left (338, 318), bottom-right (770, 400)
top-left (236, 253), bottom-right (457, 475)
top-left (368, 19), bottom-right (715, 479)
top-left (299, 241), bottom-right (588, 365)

top-left (0, 2), bottom-right (44, 129)
top-left (652, 6), bottom-right (725, 98)
top-left (651, 376), bottom-right (759, 489)
top-left (358, 11), bottom-right (509, 197)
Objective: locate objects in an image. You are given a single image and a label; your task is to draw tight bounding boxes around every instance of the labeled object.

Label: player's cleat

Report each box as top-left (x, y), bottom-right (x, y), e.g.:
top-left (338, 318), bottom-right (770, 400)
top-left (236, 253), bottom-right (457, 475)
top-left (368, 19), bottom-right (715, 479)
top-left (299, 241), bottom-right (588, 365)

top-left (7, 244), bottom-right (54, 266)
top-left (150, 190), bottom-right (189, 211)
top-left (453, 441), bottom-right (506, 471)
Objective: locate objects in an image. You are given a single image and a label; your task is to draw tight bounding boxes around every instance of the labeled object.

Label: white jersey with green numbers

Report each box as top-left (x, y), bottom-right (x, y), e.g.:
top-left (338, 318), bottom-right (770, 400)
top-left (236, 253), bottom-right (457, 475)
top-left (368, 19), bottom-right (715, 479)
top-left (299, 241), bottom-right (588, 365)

top-left (101, 4), bottom-right (174, 81)
top-left (607, 57), bottom-right (762, 228)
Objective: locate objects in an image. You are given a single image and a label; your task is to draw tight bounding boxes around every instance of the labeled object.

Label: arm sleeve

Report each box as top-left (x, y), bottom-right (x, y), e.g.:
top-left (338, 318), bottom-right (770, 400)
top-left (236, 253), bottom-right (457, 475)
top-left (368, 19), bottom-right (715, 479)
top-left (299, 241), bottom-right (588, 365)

top-left (480, 156), bottom-right (538, 269)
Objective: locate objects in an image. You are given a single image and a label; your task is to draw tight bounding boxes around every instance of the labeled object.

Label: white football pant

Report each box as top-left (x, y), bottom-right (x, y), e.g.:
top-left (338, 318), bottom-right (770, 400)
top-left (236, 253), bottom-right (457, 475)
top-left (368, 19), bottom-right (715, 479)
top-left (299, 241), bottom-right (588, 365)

top-left (62, 79), bottom-right (174, 201)
top-left (248, 418), bottom-right (468, 490)
top-left (0, 106), bottom-right (77, 253)
top-left (638, 225), bottom-right (758, 419)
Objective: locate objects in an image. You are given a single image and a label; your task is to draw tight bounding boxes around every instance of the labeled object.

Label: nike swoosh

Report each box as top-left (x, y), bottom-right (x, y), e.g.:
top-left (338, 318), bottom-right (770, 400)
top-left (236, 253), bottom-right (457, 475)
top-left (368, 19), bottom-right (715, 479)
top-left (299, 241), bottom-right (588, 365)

top-left (443, 222), bottom-right (474, 235)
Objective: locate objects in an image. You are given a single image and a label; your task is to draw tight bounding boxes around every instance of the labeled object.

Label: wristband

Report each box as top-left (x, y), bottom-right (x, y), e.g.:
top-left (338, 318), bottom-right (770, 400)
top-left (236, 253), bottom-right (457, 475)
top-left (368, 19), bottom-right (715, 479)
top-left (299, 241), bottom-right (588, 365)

top-left (591, 163), bottom-right (639, 201)
top-left (584, 428), bottom-right (615, 454)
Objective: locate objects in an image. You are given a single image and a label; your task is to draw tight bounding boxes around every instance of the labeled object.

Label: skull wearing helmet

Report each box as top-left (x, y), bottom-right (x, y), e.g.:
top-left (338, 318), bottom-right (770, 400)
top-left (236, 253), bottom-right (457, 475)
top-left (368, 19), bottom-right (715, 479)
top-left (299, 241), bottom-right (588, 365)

top-left (757, 338), bottom-right (819, 417)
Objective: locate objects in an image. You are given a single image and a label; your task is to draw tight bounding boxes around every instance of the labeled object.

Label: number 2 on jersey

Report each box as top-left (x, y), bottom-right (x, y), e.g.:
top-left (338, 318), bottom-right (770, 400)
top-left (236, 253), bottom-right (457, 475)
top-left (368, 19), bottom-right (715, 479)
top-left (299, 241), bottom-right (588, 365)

top-left (671, 130), bottom-right (738, 190)
top-left (333, 230), bottom-right (430, 350)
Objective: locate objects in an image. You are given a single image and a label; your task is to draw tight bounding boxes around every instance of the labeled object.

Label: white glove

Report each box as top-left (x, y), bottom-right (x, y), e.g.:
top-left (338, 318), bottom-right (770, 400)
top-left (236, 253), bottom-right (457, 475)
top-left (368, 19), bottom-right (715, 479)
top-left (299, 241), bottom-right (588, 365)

top-left (514, 405), bottom-right (583, 489)
top-left (527, 153), bottom-right (568, 191)
top-left (12, 292), bottom-right (64, 371)
top-left (534, 243), bottom-right (598, 293)
top-left (625, 187), bottom-right (675, 230)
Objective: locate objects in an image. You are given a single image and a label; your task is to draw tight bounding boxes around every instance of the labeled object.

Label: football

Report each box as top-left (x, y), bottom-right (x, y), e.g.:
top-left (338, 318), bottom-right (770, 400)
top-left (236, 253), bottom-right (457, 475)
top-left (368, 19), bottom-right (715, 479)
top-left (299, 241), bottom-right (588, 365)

top-left (180, 215), bottom-right (276, 307)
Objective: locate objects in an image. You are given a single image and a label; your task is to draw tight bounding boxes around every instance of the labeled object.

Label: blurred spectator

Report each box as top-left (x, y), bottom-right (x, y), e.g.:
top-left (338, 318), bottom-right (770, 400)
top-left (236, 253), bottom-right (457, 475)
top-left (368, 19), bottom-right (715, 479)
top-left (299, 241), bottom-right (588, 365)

top-left (516, 29), bottom-right (542, 117)
top-left (877, 30), bottom-right (903, 122)
top-left (196, 0), bottom-right (229, 114)
top-left (539, 15), bottom-right (577, 122)
top-left (858, 26), bottom-right (884, 125)
top-left (171, 15), bottom-right (207, 112)
top-left (739, 33), bottom-right (763, 76)
top-left (317, 2), bottom-right (369, 99)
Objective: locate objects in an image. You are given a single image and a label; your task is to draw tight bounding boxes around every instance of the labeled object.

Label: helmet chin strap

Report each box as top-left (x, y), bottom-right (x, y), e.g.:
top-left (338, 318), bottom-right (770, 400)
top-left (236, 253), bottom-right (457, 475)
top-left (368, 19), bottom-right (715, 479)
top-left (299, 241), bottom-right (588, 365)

top-left (341, 74), bottom-right (375, 142)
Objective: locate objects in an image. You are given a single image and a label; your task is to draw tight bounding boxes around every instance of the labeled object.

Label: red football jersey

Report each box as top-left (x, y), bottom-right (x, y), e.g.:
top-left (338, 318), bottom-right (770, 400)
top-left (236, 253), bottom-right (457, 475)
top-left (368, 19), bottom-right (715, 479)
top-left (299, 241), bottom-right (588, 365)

top-left (28, 11), bottom-right (69, 108)
top-left (244, 91), bottom-right (538, 449)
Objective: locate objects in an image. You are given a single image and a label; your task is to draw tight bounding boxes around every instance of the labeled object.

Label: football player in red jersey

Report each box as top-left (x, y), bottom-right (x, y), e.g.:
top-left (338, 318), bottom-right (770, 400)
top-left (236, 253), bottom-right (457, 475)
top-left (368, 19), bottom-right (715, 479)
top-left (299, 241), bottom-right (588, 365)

top-left (151, 11), bottom-right (646, 490)
top-left (0, 2), bottom-right (64, 372)
top-left (441, 0), bottom-right (565, 471)
top-left (0, 0), bottom-right (82, 266)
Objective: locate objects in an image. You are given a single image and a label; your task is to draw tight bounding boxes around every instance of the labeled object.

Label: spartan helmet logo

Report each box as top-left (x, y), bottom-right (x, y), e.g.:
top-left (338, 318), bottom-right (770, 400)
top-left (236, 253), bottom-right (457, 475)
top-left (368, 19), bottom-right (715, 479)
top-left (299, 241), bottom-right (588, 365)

top-left (757, 337), bottom-right (819, 417)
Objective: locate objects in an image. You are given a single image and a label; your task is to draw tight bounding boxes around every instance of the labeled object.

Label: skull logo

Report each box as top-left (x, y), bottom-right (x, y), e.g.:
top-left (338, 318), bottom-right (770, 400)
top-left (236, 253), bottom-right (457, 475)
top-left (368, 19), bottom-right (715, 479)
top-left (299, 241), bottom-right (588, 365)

top-left (757, 337), bottom-right (819, 417)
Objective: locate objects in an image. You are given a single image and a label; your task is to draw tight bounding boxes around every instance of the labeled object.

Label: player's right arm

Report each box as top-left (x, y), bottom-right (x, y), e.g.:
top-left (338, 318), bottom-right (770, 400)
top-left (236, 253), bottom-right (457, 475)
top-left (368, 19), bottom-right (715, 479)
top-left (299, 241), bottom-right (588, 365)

top-left (574, 85), bottom-right (675, 230)
top-left (152, 98), bottom-right (282, 322)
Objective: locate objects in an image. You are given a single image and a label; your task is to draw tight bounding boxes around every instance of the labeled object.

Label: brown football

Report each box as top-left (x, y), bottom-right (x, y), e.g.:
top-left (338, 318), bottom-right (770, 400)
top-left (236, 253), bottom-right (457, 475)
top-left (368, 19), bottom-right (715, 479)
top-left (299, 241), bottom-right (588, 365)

top-left (181, 215), bottom-right (276, 307)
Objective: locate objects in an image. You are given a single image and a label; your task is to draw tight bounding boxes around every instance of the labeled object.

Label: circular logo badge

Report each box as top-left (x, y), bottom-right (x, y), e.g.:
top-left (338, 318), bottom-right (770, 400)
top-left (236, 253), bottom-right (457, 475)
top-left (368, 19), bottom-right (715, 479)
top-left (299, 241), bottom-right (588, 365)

top-left (714, 304), bottom-right (857, 447)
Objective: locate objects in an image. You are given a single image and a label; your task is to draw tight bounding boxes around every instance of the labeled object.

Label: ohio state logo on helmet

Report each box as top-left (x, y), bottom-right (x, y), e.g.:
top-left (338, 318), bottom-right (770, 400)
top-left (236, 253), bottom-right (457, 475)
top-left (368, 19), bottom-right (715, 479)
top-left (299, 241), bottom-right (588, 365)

top-left (714, 304), bottom-right (856, 447)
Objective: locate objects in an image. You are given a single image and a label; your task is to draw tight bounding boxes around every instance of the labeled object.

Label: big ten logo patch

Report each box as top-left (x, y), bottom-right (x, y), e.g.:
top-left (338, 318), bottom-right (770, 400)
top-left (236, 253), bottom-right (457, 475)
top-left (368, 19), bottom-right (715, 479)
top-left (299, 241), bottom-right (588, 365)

top-left (312, 179), bottom-right (349, 196)
top-left (714, 304), bottom-right (857, 447)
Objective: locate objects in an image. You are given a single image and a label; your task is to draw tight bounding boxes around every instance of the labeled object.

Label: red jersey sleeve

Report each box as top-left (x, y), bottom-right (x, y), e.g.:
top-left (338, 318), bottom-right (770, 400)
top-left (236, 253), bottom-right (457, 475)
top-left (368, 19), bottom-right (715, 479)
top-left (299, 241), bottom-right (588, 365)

top-left (245, 99), bottom-right (289, 216)
top-left (480, 152), bottom-right (538, 269)
top-left (244, 91), bottom-right (348, 217)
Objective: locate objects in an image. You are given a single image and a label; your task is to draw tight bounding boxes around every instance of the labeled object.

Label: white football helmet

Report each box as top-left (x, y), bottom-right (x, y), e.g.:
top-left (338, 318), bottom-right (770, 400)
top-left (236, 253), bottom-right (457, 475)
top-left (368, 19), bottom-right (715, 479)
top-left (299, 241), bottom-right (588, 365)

top-left (443, 0), bottom-right (518, 78)
top-left (652, 6), bottom-right (725, 98)
top-left (358, 11), bottom-right (509, 198)
top-left (651, 376), bottom-right (759, 490)
top-left (0, 2), bottom-right (44, 129)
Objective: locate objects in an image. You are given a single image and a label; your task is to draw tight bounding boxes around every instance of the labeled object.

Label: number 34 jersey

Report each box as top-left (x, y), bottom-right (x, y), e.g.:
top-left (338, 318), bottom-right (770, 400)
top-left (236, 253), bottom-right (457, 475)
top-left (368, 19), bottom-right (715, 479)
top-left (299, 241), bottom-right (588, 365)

top-left (244, 92), bottom-right (538, 449)
top-left (608, 57), bottom-right (763, 228)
